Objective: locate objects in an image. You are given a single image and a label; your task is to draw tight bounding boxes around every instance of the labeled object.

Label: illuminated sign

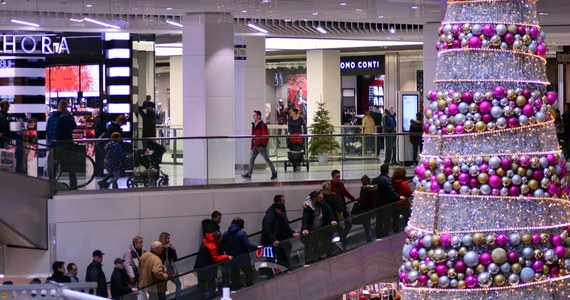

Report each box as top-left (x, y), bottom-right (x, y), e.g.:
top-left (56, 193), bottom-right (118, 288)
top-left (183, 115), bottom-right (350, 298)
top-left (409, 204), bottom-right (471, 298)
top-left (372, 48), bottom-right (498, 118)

top-left (255, 247), bottom-right (275, 259)
top-left (340, 55), bottom-right (385, 75)
top-left (340, 60), bottom-right (381, 70)
top-left (0, 35), bottom-right (70, 55)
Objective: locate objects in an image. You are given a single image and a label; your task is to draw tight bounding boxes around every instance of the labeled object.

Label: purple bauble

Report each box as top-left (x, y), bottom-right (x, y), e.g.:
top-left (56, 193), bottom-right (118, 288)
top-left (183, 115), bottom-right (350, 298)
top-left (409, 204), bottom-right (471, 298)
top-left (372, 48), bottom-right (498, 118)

top-left (482, 24), bottom-right (496, 37)
top-left (534, 98), bottom-right (543, 109)
top-left (431, 180), bottom-right (440, 192)
top-left (548, 183), bottom-right (558, 197)
top-left (441, 42), bottom-right (448, 50)
top-left (444, 167), bottom-right (453, 176)
top-left (489, 175), bottom-right (502, 188)
top-left (480, 164), bottom-right (489, 173)
top-left (455, 261), bottom-right (467, 273)
top-left (480, 252), bottom-right (492, 266)
top-left (458, 173), bottom-right (470, 185)
top-left (468, 36), bottom-right (482, 48)
top-left (451, 24), bottom-right (461, 36)
top-left (469, 178), bottom-right (479, 188)
top-left (522, 89), bottom-right (532, 99)
top-left (500, 157), bottom-right (512, 170)
top-left (466, 275), bottom-right (478, 288)
top-left (435, 41), bottom-right (441, 51)
top-left (409, 247), bottom-right (419, 259)
top-left (551, 266), bottom-right (561, 277)
top-left (504, 33), bottom-right (515, 45)
top-left (418, 274), bottom-right (428, 286)
top-left (423, 123), bottom-right (430, 133)
top-left (415, 165), bottom-right (426, 179)
top-left (546, 153), bottom-right (557, 165)
top-left (462, 91), bottom-right (474, 103)
top-left (546, 91), bottom-right (558, 105)
top-left (442, 158), bottom-right (452, 167)
top-left (479, 101), bottom-right (491, 114)
top-left (517, 25), bottom-right (526, 36)
top-left (436, 264), bottom-right (448, 276)
top-left (452, 39), bottom-right (461, 49)
top-left (532, 170), bottom-right (543, 181)
top-left (482, 114), bottom-right (492, 123)
top-left (491, 188), bottom-right (500, 195)
top-left (448, 103), bottom-right (459, 115)
top-left (508, 185), bottom-right (520, 196)
top-left (532, 260), bottom-right (544, 273)
top-left (493, 86), bottom-right (506, 99)
top-left (455, 125), bottom-right (465, 134)
top-left (508, 251), bottom-right (519, 263)
top-left (537, 44), bottom-right (547, 56)
top-left (429, 90), bottom-right (438, 101)
top-left (440, 234), bottom-right (452, 247)
top-left (507, 116), bottom-right (519, 128)
top-left (529, 27), bottom-right (539, 39)
top-left (555, 246), bottom-right (566, 259)
top-left (496, 234), bottom-right (509, 247)
top-left (399, 271), bottom-right (407, 282)
top-left (531, 234), bottom-right (541, 244)
top-left (519, 155), bottom-right (531, 167)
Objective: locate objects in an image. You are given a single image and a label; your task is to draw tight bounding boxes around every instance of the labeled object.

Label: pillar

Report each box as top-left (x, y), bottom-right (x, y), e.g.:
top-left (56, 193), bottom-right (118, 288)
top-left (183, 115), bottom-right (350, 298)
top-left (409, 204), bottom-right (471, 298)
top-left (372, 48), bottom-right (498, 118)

top-left (182, 13), bottom-right (235, 184)
top-left (306, 50), bottom-right (341, 127)
top-left (383, 53), bottom-right (400, 114)
top-left (423, 22), bottom-right (440, 109)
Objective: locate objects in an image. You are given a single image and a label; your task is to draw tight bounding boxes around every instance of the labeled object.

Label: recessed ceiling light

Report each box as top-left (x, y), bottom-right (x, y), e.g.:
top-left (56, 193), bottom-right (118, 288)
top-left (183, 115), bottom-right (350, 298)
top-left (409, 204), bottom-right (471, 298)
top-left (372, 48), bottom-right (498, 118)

top-left (85, 4), bottom-right (92, 7)
top-left (1, 0), bottom-right (5, 4)
top-left (166, 7), bottom-right (172, 10)
top-left (312, 12), bottom-right (318, 16)
top-left (355, 9), bottom-right (363, 12)
top-left (241, 10), bottom-right (247, 13)
top-left (11, 19), bottom-right (40, 27)
top-left (248, 23), bottom-right (268, 33)
top-left (166, 19), bottom-right (183, 28)
top-left (378, 15), bottom-right (384, 18)
top-left (389, 27), bottom-right (396, 34)
top-left (411, 6), bottom-right (418, 9)
top-left (339, 2), bottom-right (347, 6)
top-left (316, 26), bottom-right (327, 34)
top-left (261, 0), bottom-right (271, 2)
top-left (539, 12), bottom-right (549, 15)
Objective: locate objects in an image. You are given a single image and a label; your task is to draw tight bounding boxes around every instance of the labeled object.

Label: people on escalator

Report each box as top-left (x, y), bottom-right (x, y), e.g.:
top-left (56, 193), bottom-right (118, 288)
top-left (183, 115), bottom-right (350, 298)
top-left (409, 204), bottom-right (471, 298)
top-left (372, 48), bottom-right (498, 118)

top-left (47, 100), bottom-right (78, 188)
top-left (201, 210), bottom-right (222, 237)
top-left (123, 235), bottom-right (146, 285)
top-left (46, 261), bottom-right (71, 283)
top-left (371, 164), bottom-right (403, 238)
top-left (392, 167), bottom-right (413, 233)
top-left (159, 232), bottom-right (181, 300)
top-left (220, 217), bottom-right (261, 290)
top-left (85, 250), bottom-right (108, 298)
top-left (110, 258), bottom-right (138, 300)
top-left (301, 190), bottom-right (337, 264)
top-left (261, 195), bottom-right (299, 269)
top-left (357, 175), bottom-right (377, 243)
top-left (330, 169), bottom-right (356, 245)
top-left (139, 241), bottom-right (169, 300)
top-left (64, 263), bottom-right (79, 282)
top-left (194, 231), bottom-right (232, 300)
top-left (0, 100), bottom-right (11, 148)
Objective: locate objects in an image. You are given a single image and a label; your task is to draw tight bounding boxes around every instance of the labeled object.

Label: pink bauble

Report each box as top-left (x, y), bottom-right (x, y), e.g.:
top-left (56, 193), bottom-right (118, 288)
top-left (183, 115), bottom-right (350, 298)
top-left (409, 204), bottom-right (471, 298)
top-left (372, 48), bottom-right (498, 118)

top-left (409, 247), bottom-right (419, 259)
top-left (496, 234), bottom-right (509, 247)
top-left (480, 164), bottom-right (489, 173)
top-left (415, 166), bottom-right (426, 179)
top-left (519, 155), bottom-right (531, 167)
top-left (482, 114), bottom-right (492, 123)
top-left (493, 86), bottom-right (506, 99)
top-left (423, 123), bottom-right (430, 133)
top-left (480, 252), bottom-right (492, 266)
top-left (442, 158), bottom-right (452, 167)
top-left (489, 175), bottom-right (502, 188)
top-left (508, 185), bottom-right (520, 196)
top-left (451, 24), bottom-right (461, 36)
top-left (455, 125), bottom-right (465, 134)
top-left (429, 90), bottom-right (438, 101)
top-left (437, 111), bottom-right (445, 117)
top-left (418, 274), bottom-right (429, 286)
top-left (508, 251), bottom-right (519, 263)
top-left (455, 261), bottom-right (467, 273)
top-left (444, 167), bottom-right (453, 176)
top-left (436, 264), bottom-right (448, 276)
top-left (531, 234), bottom-right (541, 244)
top-left (440, 234), bottom-right (452, 247)
top-left (448, 103), bottom-right (459, 115)
top-left (469, 178), bottom-right (479, 188)
top-left (479, 101), bottom-right (491, 114)
top-left (400, 271), bottom-right (407, 282)
top-left (548, 183), bottom-right (559, 197)
top-left (500, 157), bottom-right (513, 170)
top-left (430, 180), bottom-right (440, 192)
top-left (555, 246), bottom-right (566, 258)
top-left (465, 275), bottom-right (478, 288)
top-left (507, 117), bottom-right (519, 128)
top-left (452, 39), bottom-right (461, 49)
top-left (546, 91), bottom-right (558, 105)
top-left (551, 266), bottom-right (561, 277)
top-left (462, 91), bottom-right (474, 103)
top-left (504, 32), bottom-right (515, 45)
top-left (450, 190), bottom-right (458, 195)
top-left (439, 26), bottom-right (445, 35)
top-left (441, 42), bottom-right (448, 50)
top-left (547, 153), bottom-right (557, 165)
top-left (491, 188), bottom-right (500, 195)
top-left (537, 44), bottom-right (547, 56)
top-left (458, 173), bottom-right (470, 185)
top-left (529, 27), bottom-right (539, 39)
top-left (522, 89), bottom-right (532, 99)
top-left (532, 170), bottom-right (543, 181)
top-left (534, 99), bottom-right (543, 109)
top-left (482, 24), bottom-right (496, 37)
top-left (447, 89), bottom-right (455, 97)
top-left (532, 260), bottom-right (544, 273)
top-left (517, 25), bottom-right (526, 36)
top-left (435, 42), bottom-right (441, 51)
top-left (468, 36), bottom-right (482, 48)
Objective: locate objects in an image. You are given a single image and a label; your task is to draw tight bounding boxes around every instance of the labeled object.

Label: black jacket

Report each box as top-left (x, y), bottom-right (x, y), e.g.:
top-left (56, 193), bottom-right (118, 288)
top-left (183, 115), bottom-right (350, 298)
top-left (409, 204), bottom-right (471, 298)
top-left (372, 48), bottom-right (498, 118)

top-left (138, 106), bottom-right (156, 138)
top-left (201, 219), bottom-right (220, 236)
top-left (86, 260), bottom-right (108, 298)
top-left (371, 174), bottom-right (400, 207)
top-left (46, 271), bottom-right (71, 283)
top-left (301, 200), bottom-right (335, 232)
top-left (261, 205), bottom-right (295, 246)
top-left (104, 122), bottom-right (123, 138)
top-left (0, 111), bottom-right (10, 148)
top-left (110, 267), bottom-right (131, 300)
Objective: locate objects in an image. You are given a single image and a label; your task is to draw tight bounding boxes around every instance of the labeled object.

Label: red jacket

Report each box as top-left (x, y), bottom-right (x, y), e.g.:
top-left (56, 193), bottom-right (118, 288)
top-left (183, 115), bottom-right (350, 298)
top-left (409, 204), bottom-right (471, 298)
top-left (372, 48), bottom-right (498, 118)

top-left (330, 180), bottom-right (356, 203)
top-left (393, 179), bottom-right (413, 208)
top-left (251, 120), bottom-right (269, 148)
top-left (194, 233), bottom-right (231, 270)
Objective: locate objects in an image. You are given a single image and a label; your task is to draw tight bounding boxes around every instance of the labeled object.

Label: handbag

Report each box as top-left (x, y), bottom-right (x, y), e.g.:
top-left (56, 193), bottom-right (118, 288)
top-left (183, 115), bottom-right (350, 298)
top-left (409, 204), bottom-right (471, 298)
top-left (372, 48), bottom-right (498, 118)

top-left (164, 247), bottom-right (178, 278)
top-left (351, 202), bottom-right (364, 225)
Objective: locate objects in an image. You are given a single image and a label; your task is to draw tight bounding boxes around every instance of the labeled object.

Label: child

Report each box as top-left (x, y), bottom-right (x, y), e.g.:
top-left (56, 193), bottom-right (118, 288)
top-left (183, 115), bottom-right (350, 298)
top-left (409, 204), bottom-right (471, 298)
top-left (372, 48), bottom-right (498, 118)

top-left (98, 132), bottom-right (127, 189)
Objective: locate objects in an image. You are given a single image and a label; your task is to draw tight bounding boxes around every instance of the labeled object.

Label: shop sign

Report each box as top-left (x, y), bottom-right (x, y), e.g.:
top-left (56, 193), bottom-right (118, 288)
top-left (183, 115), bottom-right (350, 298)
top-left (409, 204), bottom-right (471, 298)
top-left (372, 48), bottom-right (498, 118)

top-left (255, 247), bottom-right (275, 258)
top-left (0, 35), bottom-right (70, 55)
top-left (340, 55), bottom-right (385, 75)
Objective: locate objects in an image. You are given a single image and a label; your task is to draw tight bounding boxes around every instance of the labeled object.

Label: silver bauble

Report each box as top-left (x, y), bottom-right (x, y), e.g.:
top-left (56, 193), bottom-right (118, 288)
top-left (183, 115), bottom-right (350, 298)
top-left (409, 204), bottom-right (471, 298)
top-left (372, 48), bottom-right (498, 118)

top-left (519, 115), bottom-right (530, 126)
top-left (500, 262), bottom-right (511, 273)
top-left (496, 117), bottom-right (507, 129)
top-left (512, 174), bottom-right (522, 185)
top-left (500, 187), bottom-right (509, 196)
top-left (451, 236), bottom-right (462, 248)
top-left (491, 106), bottom-right (503, 118)
top-left (496, 24), bottom-right (507, 35)
top-left (464, 251), bottom-right (480, 267)
top-left (535, 111), bottom-right (546, 122)
top-left (439, 276), bottom-right (450, 288)
top-left (488, 263), bottom-right (499, 274)
top-left (509, 233), bottom-right (521, 245)
top-left (458, 102), bottom-right (469, 114)
top-left (478, 272), bottom-right (493, 288)
top-left (508, 273), bottom-right (520, 285)
top-left (520, 267), bottom-right (535, 283)
top-left (422, 235), bottom-right (432, 248)
top-left (462, 234), bottom-right (473, 247)
top-left (480, 184), bottom-right (491, 195)
top-left (522, 247), bottom-right (534, 260)
top-left (418, 248), bottom-right (427, 260)
top-left (489, 156), bottom-right (501, 169)
top-left (544, 249), bottom-right (558, 265)
top-left (455, 113), bottom-right (466, 124)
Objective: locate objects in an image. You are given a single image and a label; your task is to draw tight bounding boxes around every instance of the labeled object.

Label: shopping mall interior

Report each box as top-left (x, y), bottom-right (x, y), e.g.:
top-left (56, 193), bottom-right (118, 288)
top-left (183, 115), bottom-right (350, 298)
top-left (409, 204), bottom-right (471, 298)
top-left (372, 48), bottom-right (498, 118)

top-left (1, 0), bottom-right (570, 299)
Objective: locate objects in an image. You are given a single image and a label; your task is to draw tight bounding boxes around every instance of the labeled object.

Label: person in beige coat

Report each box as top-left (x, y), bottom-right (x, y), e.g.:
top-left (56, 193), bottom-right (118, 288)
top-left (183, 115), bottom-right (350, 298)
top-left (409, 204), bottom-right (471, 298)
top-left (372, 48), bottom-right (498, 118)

top-left (138, 241), bottom-right (169, 300)
top-left (362, 111), bottom-right (377, 155)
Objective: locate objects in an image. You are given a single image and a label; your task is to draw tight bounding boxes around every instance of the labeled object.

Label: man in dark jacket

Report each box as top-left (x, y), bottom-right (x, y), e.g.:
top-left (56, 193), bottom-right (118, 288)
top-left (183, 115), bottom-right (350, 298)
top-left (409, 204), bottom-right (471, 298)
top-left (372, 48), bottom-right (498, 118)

top-left (138, 95), bottom-right (157, 139)
top-left (371, 105), bottom-right (383, 155)
top-left (301, 191), bottom-right (337, 264)
top-left (0, 100), bottom-right (11, 148)
top-left (46, 100), bottom-right (78, 187)
top-left (261, 196), bottom-right (299, 268)
top-left (85, 250), bottom-right (108, 298)
top-left (382, 106), bottom-right (397, 164)
top-left (241, 110), bottom-right (277, 180)
top-left (110, 258), bottom-right (137, 300)
top-left (46, 261), bottom-right (71, 283)
top-left (201, 210), bottom-right (222, 237)
top-left (220, 217), bottom-right (261, 289)
top-left (371, 164), bottom-right (403, 238)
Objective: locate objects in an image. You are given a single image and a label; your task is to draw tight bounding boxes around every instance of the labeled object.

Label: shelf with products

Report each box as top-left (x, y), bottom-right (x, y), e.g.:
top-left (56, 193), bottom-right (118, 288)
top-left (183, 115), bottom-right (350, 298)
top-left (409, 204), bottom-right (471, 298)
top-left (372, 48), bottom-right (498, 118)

top-left (343, 281), bottom-right (399, 300)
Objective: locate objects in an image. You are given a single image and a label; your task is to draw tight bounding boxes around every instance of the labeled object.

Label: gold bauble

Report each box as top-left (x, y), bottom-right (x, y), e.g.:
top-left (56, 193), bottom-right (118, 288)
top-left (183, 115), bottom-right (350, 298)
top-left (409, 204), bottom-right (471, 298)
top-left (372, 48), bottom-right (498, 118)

top-left (534, 249), bottom-right (544, 260)
top-left (427, 249), bottom-right (434, 258)
top-left (491, 35), bottom-right (501, 47)
top-left (436, 91), bottom-right (445, 100)
top-left (452, 157), bottom-right (460, 165)
top-left (478, 173), bottom-right (489, 184)
top-left (522, 34), bottom-right (531, 44)
top-left (543, 265), bottom-right (550, 274)
top-left (475, 264), bottom-right (486, 273)
top-left (511, 263), bottom-right (522, 274)
top-left (473, 233), bottom-right (484, 245)
top-left (432, 234), bottom-right (441, 246)
top-left (425, 109), bottom-right (433, 119)
top-left (494, 274), bottom-right (506, 286)
top-left (475, 121), bottom-right (487, 133)
top-left (507, 24), bottom-right (517, 34)
top-left (528, 179), bottom-right (539, 190)
top-left (507, 89), bottom-right (517, 100)
top-left (428, 158), bottom-right (437, 170)
top-left (517, 167), bottom-right (527, 176)
top-left (549, 166), bottom-right (556, 175)
top-left (515, 95), bottom-right (527, 107)
top-left (440, 34), bottom-right (447, 42)
top-left (521, 234), bottom-right (532, 245)
top-left (496, 168), bottom-right (505, 177)
top-left (561, 230), bottom-right (569, 239)
top-left (430, 273), bottom-right (439, 285)
top-left (420, 264), bottom-right (429, 273)
top-left (502, 177), bottom-right (512, 187)
top-left (457, 280), bottom-right (466, 289)
top-left (437, 99), bottom-right (447, 110)
top-left (483, 156), bottom-right (490, 163)
top-left (486, 234), bottom-right (496, 246)
top-left (462, 23), bottom-right (472, 33)
top-left (492, 248), bottom-right (507, 264)
top-left (447, 268), bottom-right (457, 278)
top-left (412, 260), bottom-right (420, 270)
top-left (521, 184), bottom-right (530, 194)
top-left (436, 173), bottom-right (447, 184)
top-left (540, 233), bottom-right (550, 243)
top-left (511, 163), bottom-right (519, 171)
top-left (453, 181), bottom-right (461, 190)
top-left (531, 157), bottom-right (540, 168)
top-left (458, 247), bottom-right (467, 256)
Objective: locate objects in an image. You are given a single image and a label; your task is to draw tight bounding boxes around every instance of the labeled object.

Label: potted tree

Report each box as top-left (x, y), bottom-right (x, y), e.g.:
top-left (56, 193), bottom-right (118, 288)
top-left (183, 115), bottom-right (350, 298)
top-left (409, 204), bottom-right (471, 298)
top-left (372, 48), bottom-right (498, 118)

top-left (308, 101), bottom-right (340, 164)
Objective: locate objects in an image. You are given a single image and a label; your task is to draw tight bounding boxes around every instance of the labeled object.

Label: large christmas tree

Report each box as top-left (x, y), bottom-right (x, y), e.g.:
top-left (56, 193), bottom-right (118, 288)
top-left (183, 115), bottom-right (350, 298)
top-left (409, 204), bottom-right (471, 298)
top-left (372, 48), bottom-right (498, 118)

top-left (400, 0), bottom-right (570, 299)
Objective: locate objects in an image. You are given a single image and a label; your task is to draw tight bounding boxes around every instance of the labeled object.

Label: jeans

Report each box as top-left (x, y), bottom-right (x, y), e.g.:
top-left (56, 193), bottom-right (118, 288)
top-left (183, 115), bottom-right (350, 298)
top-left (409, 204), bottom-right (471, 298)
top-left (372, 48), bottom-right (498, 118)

top-left (100, 169), bottom-right (121, 188)
top-left (170, 276), bottom-right (182, 299)
top-left (384, 135), bottom-right (396, 164)
top-left (375, 205), bottom-right (393, 238)
top-left (246, 146), bottom-right (276, 176)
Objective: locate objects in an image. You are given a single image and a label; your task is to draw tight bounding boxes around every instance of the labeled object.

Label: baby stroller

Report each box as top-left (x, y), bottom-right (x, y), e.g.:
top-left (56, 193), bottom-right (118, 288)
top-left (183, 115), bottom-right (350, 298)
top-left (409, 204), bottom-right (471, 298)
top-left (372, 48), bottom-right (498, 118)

top-left (126, 141), bottom-right (169, 188)
top-left (284, 133), bottom-right (309, 172)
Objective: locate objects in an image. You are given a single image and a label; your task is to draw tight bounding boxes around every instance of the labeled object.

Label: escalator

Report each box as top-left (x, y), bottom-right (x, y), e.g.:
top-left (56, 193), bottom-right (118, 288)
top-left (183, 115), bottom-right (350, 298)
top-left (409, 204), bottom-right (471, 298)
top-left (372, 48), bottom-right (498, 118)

top-left (141, 203), bottom-right (405, 300)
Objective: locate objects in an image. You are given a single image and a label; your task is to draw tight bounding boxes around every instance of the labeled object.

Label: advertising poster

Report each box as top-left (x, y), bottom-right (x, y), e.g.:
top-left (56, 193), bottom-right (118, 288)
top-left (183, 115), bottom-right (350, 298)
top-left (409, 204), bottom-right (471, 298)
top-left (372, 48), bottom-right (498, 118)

top-left (402, 94), bottom-right (419, 132)
top-left (45, 65), bottom-right (99, 92)
top-left (287, 74), bottom-right (307, 116)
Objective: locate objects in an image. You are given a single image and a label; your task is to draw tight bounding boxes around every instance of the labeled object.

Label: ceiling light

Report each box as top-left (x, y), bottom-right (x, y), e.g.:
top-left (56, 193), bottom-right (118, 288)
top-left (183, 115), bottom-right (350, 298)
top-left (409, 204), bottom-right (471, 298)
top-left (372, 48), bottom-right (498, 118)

top-left (316, 27), bottom-right (327, 34)
top-left (261, 0), bottom-right (271, 2)
top-left (389, 27), bottom-right (396, 34)
top-left (166, 19), bottom-right (183, 28)
top-left (84, 17), bottom-right (120, 29)
top-left (85, 4), bottom-right (92, 7)
top-left (312, 12), bottom-right (318, 16)
top-left (166, 7), bottom-right (173, 10)
top-left (411, 6), bottom-right (418, 9)
top-left (539, 12), bottom-right (549, 15)
top-left (241, 10), bottom-right (248, 13)
top-left (378, 15), bottom-right (384, 19)
top-left (11, 19), bottom-right (40, 27)
top-left (1, 0), bottom-right (5, 5)
top-left (69, 18), bottom-right (84, 22)
top-left (339, 2), bottom-right (347, 6)
top-left (247, 23), bottom-right (268, 33)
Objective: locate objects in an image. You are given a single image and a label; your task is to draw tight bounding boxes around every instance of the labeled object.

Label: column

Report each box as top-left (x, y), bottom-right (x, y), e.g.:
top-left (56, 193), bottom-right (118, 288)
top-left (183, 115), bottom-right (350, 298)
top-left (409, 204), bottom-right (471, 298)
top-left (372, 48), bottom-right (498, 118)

top-left (234, 36), bottom-right (266, 170)
top-left (423, 22), bottom-right (440, 110)
top-left (306, 50), bottom-right (341, 127)
top-left (182, 13), bottom-right (235, 184)
top-left (383, 53), bottom-right (400, 113)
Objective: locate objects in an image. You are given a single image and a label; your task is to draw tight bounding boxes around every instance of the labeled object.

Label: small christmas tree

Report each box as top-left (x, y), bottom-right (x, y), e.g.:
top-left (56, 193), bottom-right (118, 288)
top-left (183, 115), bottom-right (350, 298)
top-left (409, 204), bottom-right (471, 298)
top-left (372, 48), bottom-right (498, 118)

top-left (308, 101), bottom-right (340, 157)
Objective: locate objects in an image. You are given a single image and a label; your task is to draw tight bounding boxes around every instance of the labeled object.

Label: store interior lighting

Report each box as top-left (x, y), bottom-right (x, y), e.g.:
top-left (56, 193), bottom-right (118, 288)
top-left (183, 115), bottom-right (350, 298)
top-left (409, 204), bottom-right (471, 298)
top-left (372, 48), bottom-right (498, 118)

top-left (11, 19), bottom-right (40, 27)
top-left (316, 26), bottom-right (327, 34)
top-left (247, 23), bottom-right (268, 34)
top-left (166, 19), bottom-right (183, 28)
top-left (83, 17), bottom-right (120, 29)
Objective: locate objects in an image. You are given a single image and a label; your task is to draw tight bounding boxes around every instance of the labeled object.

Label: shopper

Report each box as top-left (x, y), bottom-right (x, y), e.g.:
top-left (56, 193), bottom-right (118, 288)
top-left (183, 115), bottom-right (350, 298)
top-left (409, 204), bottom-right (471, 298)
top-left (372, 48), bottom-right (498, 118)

top-left (371, 105), bottom-right (383, 155)
top-left (220, 217), bottom-right (261, 289)
top-left (123, 235), bottom-right (145, 285)
top-left (301, 190), bottom-right (337, 264)
top-left (85, 250), bottom-right (108, 298)
top-left (287, 108), bottom-right (307, 172)
top-left (139, 241), bottom-right (169, 300)
top-left (392, 167), bottom-right (413, 233)
top-left (110, 258), bottom-right (138, 300)
top-left (382, 106), bottom-right (397, 165)
top-left (202, 211), bottom-right (222, 237)
top-left (330, 170), bottom-right (356, 244)
top-left (47, 100), bottom-right (78, 188)
top-left (194, 231), bottom-right (232, 300)
top-left (362, 111), bottom-right (376, 155)
top-left (241, 110), bottom-right (277, 180)
top-left (98, 132), bottom-right (128, 189)
top-left (139, 96), bottom-right (157, 139)
top-left (372, 164), bottom-right (403, 238)
top-left (357, 175), bottom-right (377, 242)
top-left (159, 232), bottom-right (181, 299)
top-left (0, 100), bottom-right (11, 148)
top-left (64, 263), bottom-right (79, 282)
top-left (409, 112), bottom-right (423, 165)
top-left (46, 261), bottom-right (71, 283)
top-left (261, 195), bottom-right (299, 269)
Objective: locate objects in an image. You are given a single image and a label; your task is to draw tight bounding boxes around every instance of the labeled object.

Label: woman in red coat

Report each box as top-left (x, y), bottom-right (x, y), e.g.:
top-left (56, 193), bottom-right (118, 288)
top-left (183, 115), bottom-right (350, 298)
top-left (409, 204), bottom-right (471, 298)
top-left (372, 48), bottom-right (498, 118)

top-left (392, 167), bottom-right (413, 232)
top-left (358, 175), bottom-right (377, 242)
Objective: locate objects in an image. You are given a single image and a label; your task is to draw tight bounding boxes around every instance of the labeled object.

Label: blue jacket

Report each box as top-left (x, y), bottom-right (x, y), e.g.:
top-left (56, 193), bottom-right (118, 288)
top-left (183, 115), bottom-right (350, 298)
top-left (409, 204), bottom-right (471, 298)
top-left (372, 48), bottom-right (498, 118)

top-left (46, 111), bottom-right (76, 147)
top-left (220, 224), bottom-right (258, 256)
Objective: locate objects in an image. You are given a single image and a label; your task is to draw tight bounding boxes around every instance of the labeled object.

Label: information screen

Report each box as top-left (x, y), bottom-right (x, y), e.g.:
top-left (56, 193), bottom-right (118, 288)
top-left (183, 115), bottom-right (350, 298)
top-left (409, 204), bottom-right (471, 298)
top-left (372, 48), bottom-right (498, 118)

top-left (402, 94), bottom-right (419, 132)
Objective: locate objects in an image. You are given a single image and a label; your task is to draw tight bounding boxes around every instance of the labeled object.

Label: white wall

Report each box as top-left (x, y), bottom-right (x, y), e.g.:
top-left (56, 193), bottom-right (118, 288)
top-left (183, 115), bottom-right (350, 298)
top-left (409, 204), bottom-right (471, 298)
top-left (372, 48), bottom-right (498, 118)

top-left (399, 60), bottom-right (423, 92)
